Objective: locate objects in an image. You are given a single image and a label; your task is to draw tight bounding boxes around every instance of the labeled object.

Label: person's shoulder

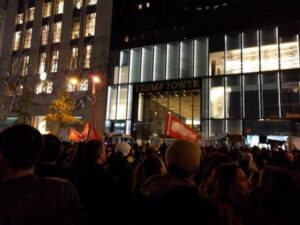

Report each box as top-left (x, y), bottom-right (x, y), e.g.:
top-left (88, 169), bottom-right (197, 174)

top-left (40, 177), bottom-right (78, 194)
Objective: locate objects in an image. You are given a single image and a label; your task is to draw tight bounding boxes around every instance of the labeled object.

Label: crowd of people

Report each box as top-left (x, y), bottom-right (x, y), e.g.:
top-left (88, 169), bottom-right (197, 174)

top-left (0, 124), bottom-right (300, 225)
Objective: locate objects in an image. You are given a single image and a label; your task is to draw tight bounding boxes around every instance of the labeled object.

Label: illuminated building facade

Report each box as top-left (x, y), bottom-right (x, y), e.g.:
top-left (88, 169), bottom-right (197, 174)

top-left (0, 0), bottom-right (112, 134)
top-left (106, 22), bottom-right (300, 140)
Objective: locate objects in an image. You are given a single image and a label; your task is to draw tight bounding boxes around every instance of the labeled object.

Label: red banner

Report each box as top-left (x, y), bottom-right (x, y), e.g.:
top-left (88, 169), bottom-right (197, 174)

top-left (165, 114), bottom-right (200, 143)
top-left (69, 123), bottom-right (103, 143)
top-left (69, 127), bottom-right (83, 142)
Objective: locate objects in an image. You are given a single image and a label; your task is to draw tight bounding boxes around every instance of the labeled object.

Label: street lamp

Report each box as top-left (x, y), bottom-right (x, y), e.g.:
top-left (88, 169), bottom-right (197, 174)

top-left (69, 77), bottom-right (79, 91)
top-left (91, 75), bottom-right (101, 125)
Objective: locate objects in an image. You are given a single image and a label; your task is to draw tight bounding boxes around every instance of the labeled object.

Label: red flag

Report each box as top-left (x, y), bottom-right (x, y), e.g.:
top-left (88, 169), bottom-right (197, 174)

top-left (81, 123), bottom-right (103, 142)
top-left (165, 114), bottom-right (200, 143)
top-left (68, 127), bottom-right (83, 142)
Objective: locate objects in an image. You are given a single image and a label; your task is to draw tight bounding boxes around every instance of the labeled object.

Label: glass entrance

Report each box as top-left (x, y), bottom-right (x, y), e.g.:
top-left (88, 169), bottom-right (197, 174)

top-left (136, 90), bottom-right (201, 140)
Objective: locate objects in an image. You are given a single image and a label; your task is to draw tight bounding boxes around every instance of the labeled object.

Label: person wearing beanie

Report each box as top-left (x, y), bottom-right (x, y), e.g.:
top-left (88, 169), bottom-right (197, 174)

top-left (134, 139), bottom-right (220, 225)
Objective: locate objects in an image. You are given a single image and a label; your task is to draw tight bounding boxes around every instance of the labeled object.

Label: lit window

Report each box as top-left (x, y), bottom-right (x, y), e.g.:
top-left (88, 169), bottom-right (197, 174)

top-left (138, 4), bottom-right (143, 10)
top-left (85, 13), bottom-right (96, 37)
top-left (87, 0), bottom-right (97, 5)
top-left (67, 78), bottom-right (88, 92)
top-left (146, 2), bottom-right (150, 8)
top-left (38, 53), bottom-right (47, 74)
top-left (74, 0), bottom-right (83, 8)
top-left (36, 81), bottom-right (53, 94)
top-left (125, 36), bottom-right (129, 43)
top-left (43, 2), bottom-right (52, 18)
top-left (41, 25), bottom-right (49, 45)
top-left (17, 85), bottom-right (23, 96)
top-left (72, 18), bottom-right (80, 39)
top-left (51, 50), bottom-right (59, 72)
top-left (24, 28), bottom-right (32, 49)
top-left (26, 7), bottom-right (35, 22)
top-left (21, 56), bottom-right (30, 76)
top-left (79, 79), bottom-right (88, 91)
top-left (15, 13), bottom-right (24, 25)
top-left (54, 0), bottom-right (64, 14)
top-left (52, 22), bottom-right (62, 43)
top-left (83, 45), bottom-right (92, 68)
top-left (69, 47), bottom-right (79, 70)
top-left (12, 31), bottom-right (22, 51)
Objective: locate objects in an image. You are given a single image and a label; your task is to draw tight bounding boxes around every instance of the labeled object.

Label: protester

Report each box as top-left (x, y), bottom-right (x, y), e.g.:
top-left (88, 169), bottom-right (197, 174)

top-left (0, 124), bottom-right (85, 225)
top-left (72, 139), bottom-right (120, 225)
top-left (136, 139), bottom-right (220, 225)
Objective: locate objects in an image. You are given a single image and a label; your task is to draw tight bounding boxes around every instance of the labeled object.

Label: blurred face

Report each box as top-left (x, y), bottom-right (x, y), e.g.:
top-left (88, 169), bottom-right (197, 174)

top-left (234, 168), bottom-right (250, 197)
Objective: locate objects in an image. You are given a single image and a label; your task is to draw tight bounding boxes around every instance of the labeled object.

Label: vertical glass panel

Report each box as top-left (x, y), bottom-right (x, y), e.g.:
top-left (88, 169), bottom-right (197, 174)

top-left (202, 78), bottom-right (209, 118)
top-left (242, 30), bottom-right (259, 73)
top-left (180, 40), bottom-right (193, 79)
top-left (41, 25), bottom-right (49, 45)
top-left (72, 18), bottom-right (80, 39)
top-left (127, 85), bottom-right (133, 119)
top-left (260, 27), bottom-right (279, 71)
top-left (119, 50), bottom-right (129, 84)
top-left (226, 33), bottom-right (241, 74)
top-left (210, 77), bottom-right (225, 118)
top-left (166, 42), bottom-right (179, 80)
top-left (107, 86), bottom-right (117, 120)
top-left (262, 72), bottom-right (280, 118)
top-left (226, 76), bottom-right (241, 118)
top-left (117, 85), bottom-right (128, 120)
top-left (244, 74), bottom-right (260, 118)
top-left (181, 91), bottom-right (193, 127)
top-left (138, 93), bottom-right (144, 121)
top-left (193, 90), bottom-right (201, 133)
top-left (130, 48), bottom-right (141, 83)
top-left (209, 35), bottom-right (225, 76)
top-left (194, 37), bottom-right (208, 77)
top-left (24, 28), bottom-right (32, 49)
top-left (168, 92), bottom-right (180, 117)
top-left (202, 120), bottom-right (209, 139)
top-left (279, 34), bottom-right (299, 69)
top-left (141, 46), bottom-right (153, 82)
top-left (153, 44), bottom-right (166, 81)
top-left (226, 120), bottom-right (242, 135)
top-left (113, 67), bottom-right (119, 84)
top-left (210, 120), bottom-right (225, 137)
top-left (126, 120), bottom-right (131, 135)
top-left (281, 70), bottom-right (300, 118)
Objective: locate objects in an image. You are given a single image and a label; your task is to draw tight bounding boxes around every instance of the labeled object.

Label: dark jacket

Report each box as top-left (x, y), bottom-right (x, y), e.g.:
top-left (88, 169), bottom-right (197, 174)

top-left (72, 164), bottom-right (120, 225)
top-left (134, 174), bottom-right (220, 225)
top-left (0, 175), bottom-right (86, 225)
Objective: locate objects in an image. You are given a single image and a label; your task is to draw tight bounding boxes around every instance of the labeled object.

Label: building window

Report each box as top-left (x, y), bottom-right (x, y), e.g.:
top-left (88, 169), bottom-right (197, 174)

top-left (280, 37), bottom-right (300, 69)
top-left (52, 22), bottom-right (62, 43)
top-left (43, 2), bottom-right (52, 18)
top-left (85, 13), bottom-right (96, 37)
top-left (16, 13), bottom-right (24, 24)
top-left (54, 0), bottom-right (64, 14)
top-left (51, 50), bottom-right (59, 72)
top-left (36, 81), bottom-right (53, 94)
top-left (67, 78), bottom-right (88, 92)
top-left (69, 47), bottom-right (79, 70)
top-left (24, 28), bottom-right (32, 49)
top-left (17, 85), bottom-right (23, 96)
top-left (38, 53), bottom-right (47, 74)
top-left (138, 4), bottom-right (143, 10)
top-left (87, 0), bottom-right (97, 6)
top-left (26, 7), bottom-right (35, 22)
top-left (21, 55), bottom-right (30, 76)
top-left (83, 45), bottom-right (92, 68)
top-left (12, 31), bottom-right (22, 51)
top-left (41, 25), bottom-right (49, 45)
top-left (74, 0), bottom-right (83, 8)
top-left (72, 18), bottom-right (80, 39)
top-left (210, 78), bottom-right (225, 118)
top-left (146, 2), bottom-right (150, 8)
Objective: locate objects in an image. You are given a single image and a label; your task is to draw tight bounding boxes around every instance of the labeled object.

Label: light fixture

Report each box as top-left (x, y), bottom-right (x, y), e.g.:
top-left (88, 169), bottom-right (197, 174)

top-left (40, 71), bottom-right (47, 81)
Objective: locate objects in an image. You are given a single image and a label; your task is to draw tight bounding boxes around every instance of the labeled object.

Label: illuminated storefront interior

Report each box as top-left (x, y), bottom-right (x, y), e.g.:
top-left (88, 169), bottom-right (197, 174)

top-left (107, 25), bottom-right (300, 139)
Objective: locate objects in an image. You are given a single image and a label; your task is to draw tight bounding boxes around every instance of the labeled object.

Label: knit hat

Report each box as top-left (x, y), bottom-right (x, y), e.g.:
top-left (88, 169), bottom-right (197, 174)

top-left (115, 142), bottom-right (131, 157)
top-left (166, 139), bottom-right (201, 174)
